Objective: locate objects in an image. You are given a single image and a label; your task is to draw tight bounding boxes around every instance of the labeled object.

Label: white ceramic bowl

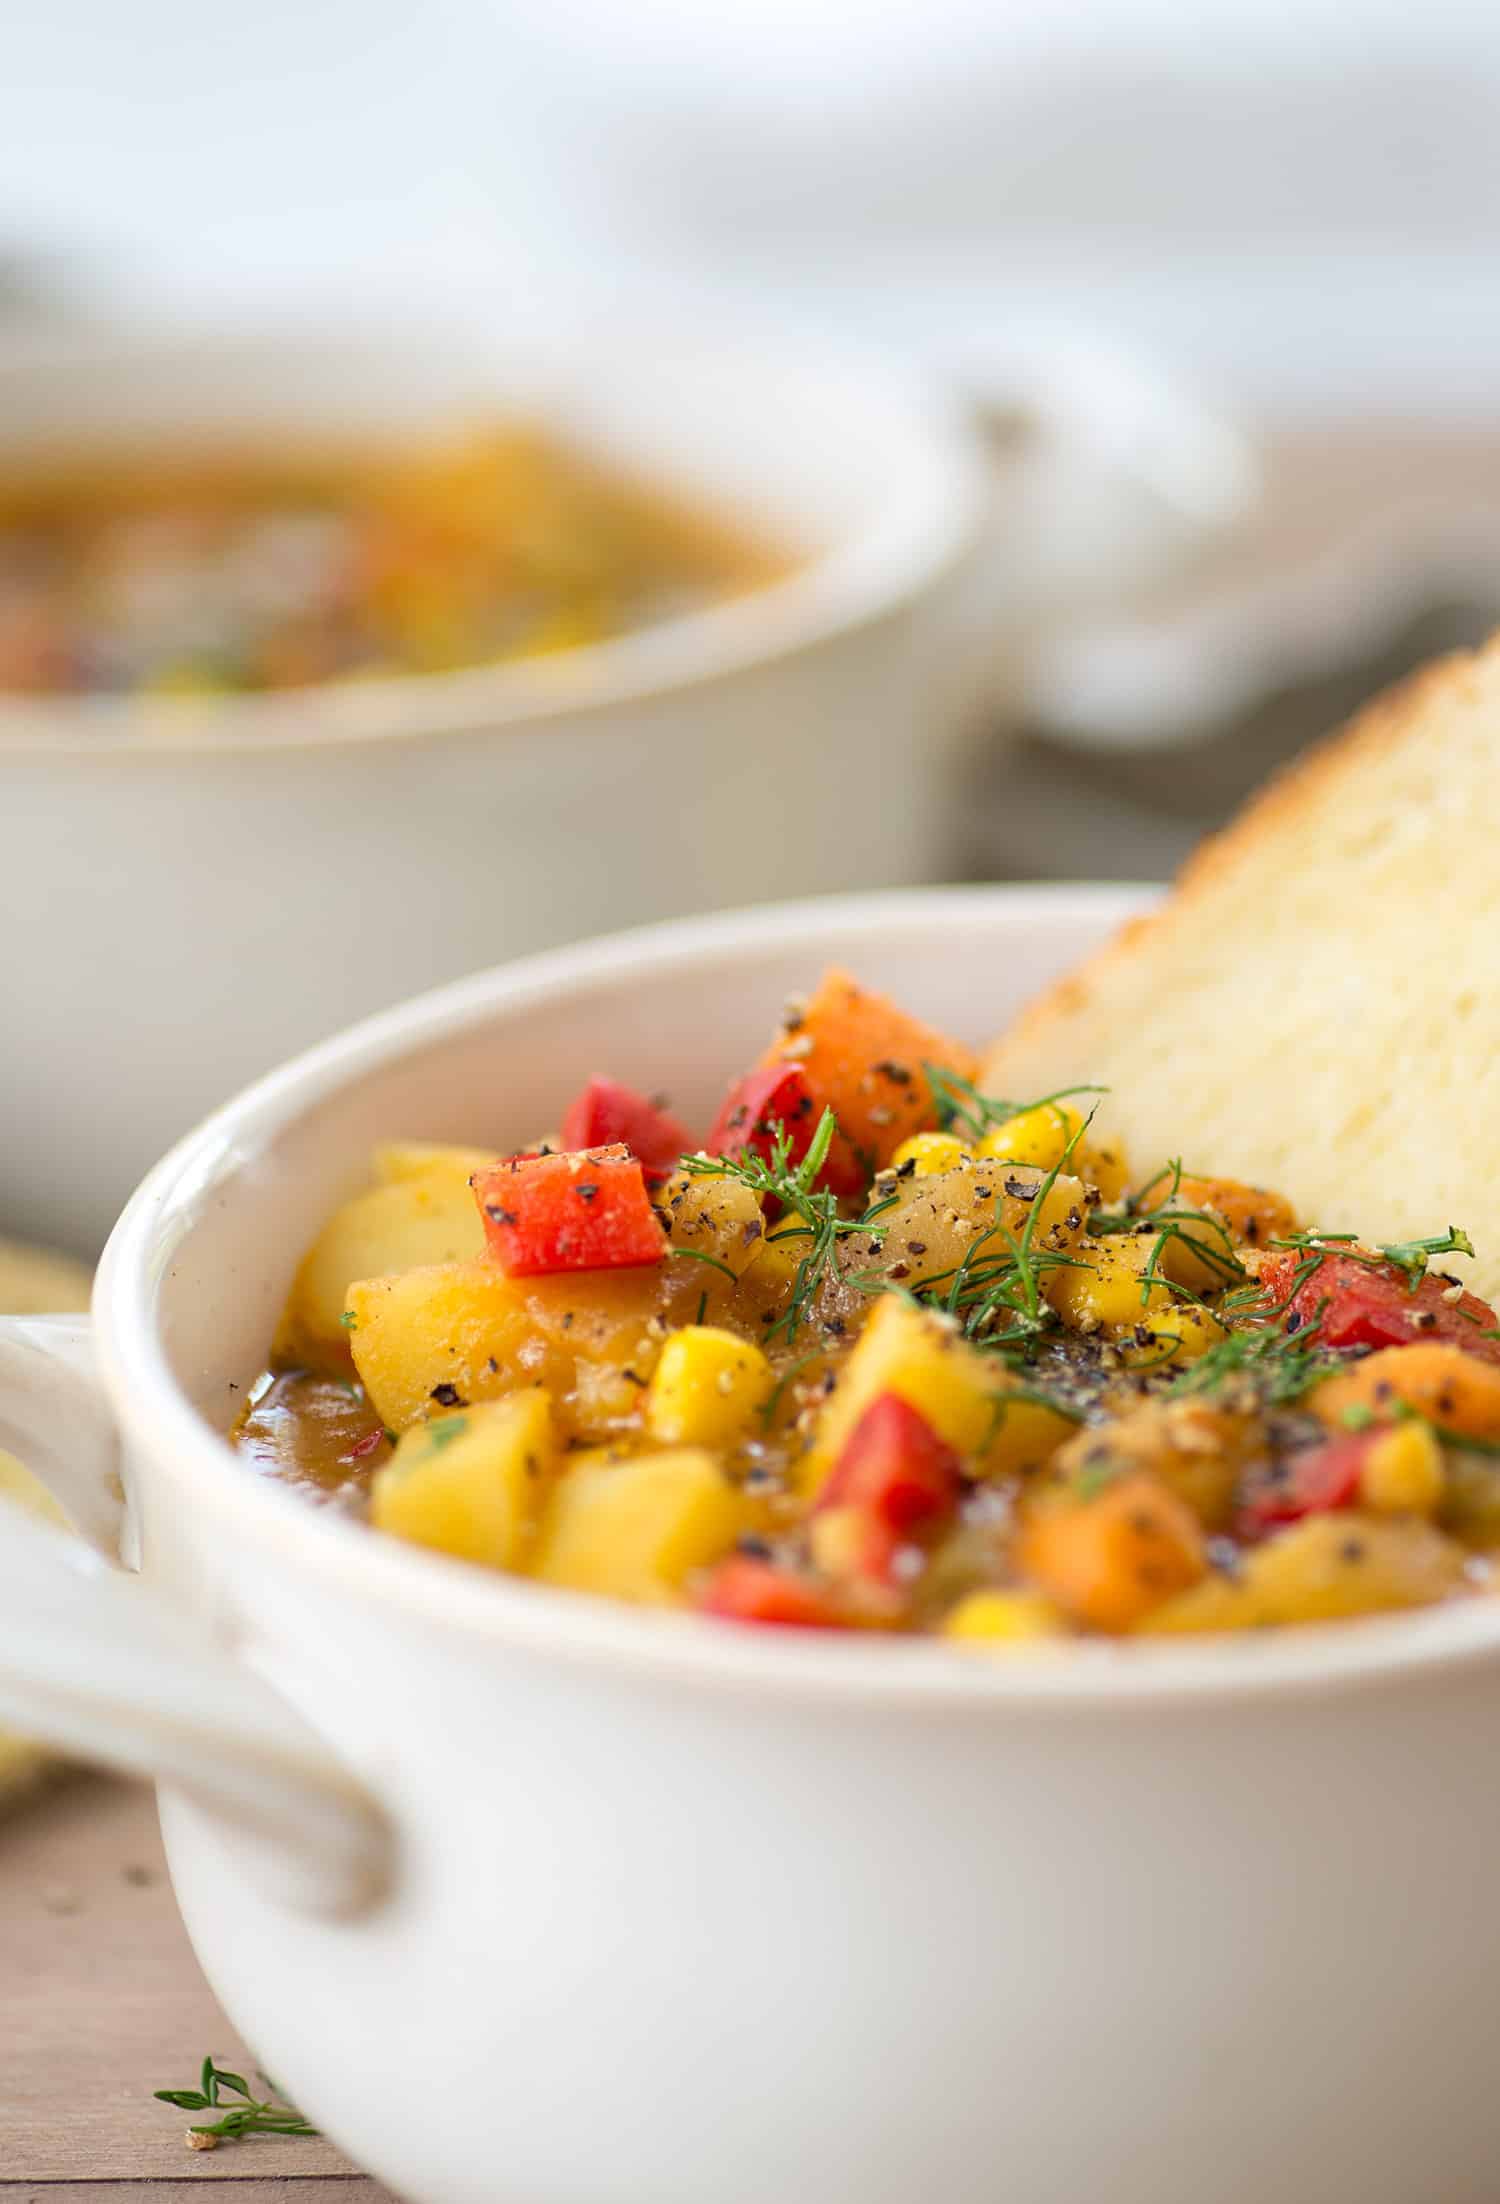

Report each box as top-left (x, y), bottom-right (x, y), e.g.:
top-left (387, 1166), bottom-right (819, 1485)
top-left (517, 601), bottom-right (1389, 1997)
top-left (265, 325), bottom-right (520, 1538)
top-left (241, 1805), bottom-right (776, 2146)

top-left (5, 886), bottom-right (1500, 2204)
top-left (0, 310), bottom-right (984, 1253)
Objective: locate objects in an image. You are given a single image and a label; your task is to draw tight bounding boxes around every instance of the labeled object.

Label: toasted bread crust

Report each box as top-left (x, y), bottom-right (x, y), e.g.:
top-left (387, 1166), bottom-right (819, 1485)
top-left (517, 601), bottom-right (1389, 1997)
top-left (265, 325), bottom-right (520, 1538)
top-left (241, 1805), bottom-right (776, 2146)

top-left (989, 642), bottom-right (1485, 1070)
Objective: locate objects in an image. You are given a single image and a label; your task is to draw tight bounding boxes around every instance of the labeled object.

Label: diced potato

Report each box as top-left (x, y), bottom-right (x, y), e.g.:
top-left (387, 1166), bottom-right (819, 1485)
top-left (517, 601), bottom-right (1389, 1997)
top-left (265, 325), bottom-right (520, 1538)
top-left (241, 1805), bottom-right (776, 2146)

top-left (974, 1103), bottom-right (1126, 1200)
top-left (283, 1162), bottom-right (487, 1353)
top-left (523, 1271), bottom-right (675, 1438)
top-left (889, 1131), bottom-right (971, 1178)
top-left (657, 1168), bottom-right (771, 1283)
top-left (1441, 1450), bottom-right (1500, 1549)
top-left (1045, 1235), bottom-right (1168, 1333)
top-left (942, 1589), bottom-right (1064, 1642)
top-left (1359, 1422), bottom-right (1445, 1515)
top-left (371, 1391), bottom-right (554, 1569)
top-left (645, 1326), bottom-right (773, 1447)
top-left (980, 1390), bottom-right (1079, 1481)
top-left (858, 1162), bottom-right (1089, 1295)
top-left (347, 1259), bottom-right (555, 1432)
top-left (1309, 1344), bottom-right (1500, 1445)
top-left (802, 1294), bottom-right (1065, 1493)
top-left (1040, 1398), bottom-right (1257, 1532)
top-left (1139, 1512), bottom-right (1468, 1633)
top-left (373, 1140), bottom-right (501, 1185)
top-left (530, 1448), bottom-right (745, 1604)
top-left (733, 1228), bottom-right (802, 1321)
top-left (1018, 1473), bottom-right (1207, 1631)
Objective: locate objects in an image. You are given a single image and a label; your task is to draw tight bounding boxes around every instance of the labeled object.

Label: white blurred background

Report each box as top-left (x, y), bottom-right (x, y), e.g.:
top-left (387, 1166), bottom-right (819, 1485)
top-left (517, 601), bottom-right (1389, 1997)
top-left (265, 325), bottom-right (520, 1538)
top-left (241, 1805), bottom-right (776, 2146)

top-left (9, 0), bottom-right (1500, 893)
top-left (8, 0), bottom-right (1500, 416)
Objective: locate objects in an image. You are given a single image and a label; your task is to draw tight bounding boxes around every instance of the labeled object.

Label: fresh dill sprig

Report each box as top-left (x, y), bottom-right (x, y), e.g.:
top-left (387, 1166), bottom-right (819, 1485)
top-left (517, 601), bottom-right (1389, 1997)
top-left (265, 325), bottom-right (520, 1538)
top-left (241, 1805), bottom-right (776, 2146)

top-left (667, 1245), bottom-right (739, 1286)
top-left (1263, 1224), bottom-right (1475, 1292)
top-left (680, 1109), bottom-right (891, 1344)
top-left (1168, 1323), bottom-right (1342, 1406)
top-left (1376, 1226), bottom-right (1475, 1288)
top-left (922, 1064), bottom-right (1107, 1143)
top-left (1092, 1158), bottom-right (1247, 1309)
top-left (853, 1100), bottom-right (1097, 1365)
top-left (154, 2057), bottom-right (317, 2149)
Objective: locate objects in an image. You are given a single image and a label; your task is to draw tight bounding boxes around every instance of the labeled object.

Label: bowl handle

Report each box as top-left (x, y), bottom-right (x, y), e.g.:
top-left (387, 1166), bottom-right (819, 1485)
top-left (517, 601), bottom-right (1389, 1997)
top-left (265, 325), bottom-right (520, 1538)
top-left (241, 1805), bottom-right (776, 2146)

top-left (0, 1314), bottom-right (391, 1917)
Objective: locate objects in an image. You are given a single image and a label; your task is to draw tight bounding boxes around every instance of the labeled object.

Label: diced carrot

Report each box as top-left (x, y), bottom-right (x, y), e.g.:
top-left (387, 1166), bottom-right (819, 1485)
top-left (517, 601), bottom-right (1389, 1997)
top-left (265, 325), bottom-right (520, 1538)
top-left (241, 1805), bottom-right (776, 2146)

top-left (1308, 1342), bottom-right (1500, 1444)
top-left (1017, 1473), bottom-right (1206, 1633)
top-left (756, 969), bottom-right (977, 1177)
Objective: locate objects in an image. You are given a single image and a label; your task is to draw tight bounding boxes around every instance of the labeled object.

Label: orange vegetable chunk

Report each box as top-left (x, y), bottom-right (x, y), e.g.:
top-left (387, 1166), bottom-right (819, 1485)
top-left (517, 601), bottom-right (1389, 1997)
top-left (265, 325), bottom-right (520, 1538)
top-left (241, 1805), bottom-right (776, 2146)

top-left (757, 969), bottom-right (977, 1175)
top-left (1018, 1474), bottom-right (1207, 1632)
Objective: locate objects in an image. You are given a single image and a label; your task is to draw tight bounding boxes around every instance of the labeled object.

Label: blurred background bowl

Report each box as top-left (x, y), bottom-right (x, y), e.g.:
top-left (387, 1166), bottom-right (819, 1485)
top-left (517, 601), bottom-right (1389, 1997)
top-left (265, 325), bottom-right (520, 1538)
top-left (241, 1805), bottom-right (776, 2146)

top-left (0, 303), bottom-right (987, 1254)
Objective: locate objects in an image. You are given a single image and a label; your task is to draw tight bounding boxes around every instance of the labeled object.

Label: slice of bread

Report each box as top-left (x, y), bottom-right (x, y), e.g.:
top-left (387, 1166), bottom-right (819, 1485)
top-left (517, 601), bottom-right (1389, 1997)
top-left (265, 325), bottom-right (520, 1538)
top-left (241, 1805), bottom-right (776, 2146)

top-left (982, 640), bottom-right (1500, 1299)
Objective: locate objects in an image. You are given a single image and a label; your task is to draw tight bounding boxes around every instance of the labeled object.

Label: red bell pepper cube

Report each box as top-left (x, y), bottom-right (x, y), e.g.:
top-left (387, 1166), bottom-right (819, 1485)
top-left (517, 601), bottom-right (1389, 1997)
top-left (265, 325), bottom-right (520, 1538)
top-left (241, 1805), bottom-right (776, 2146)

top-left (1234, 1430), bottom-right (1373, 1542)
top-left (813, 1392), bottom-right (963, 1581)
top-left (472, 1145), bottom-right (666, 1276)
top-left (559, 1077), bottom-right (691, 1187)
top-left (708, 1063), bottom-right (818, 1166)
top-left (1258, 1250), bottom-right (1500, 1362)
top-left (697, 1554), bottom-right (846, 1629)
top-left (706, 1064), bottom-right (864, 1196)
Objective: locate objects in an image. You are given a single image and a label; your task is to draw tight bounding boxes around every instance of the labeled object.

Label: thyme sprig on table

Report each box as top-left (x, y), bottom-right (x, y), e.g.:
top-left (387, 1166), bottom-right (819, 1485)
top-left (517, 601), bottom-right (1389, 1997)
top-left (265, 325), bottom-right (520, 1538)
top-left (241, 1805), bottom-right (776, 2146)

top-left (154, 2056), bottom-right (318, 2149)
top-left (680, 1108), bottom-right (896, 1345)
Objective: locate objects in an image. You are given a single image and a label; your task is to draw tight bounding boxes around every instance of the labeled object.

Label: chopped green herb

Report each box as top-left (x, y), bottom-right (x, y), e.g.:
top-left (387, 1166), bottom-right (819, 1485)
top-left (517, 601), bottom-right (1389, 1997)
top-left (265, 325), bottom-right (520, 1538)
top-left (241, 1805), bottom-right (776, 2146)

top-left (1169, 1323), bottom-right (1342, 1407)
top-left (668, 1246), bottom-right (739, 1286)
top-left (923, 1064), bottom-right (1106, 1143)
top-left (1265, 1224), bottom-right (1475, 1292)
top-left (154, 2057), bottom-right (318, 2148)
top-left (681, 1109), bottom-right (890, 1345)
top-left (338, 1309), bottom-right (358, 1332)
top-left (1378, 1225), bottom-right (1475, 1289)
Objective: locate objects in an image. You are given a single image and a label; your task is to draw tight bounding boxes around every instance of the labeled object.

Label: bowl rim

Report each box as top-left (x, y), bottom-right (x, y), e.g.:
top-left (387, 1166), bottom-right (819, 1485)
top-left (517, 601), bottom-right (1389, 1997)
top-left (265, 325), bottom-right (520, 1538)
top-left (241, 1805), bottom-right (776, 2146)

top-left (95, 883), bottom-right (1500, 1711)
top-left (0, 315), bottom-right (982, 760)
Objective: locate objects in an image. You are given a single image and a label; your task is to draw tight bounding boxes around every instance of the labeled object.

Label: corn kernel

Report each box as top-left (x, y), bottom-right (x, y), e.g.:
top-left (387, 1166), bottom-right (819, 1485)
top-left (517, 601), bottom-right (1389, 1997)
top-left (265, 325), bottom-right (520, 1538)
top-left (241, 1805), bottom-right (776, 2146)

top-left (1119, 1303), bottom-right (1228, 1369)
top-left (973, 1105), bottom-right (1126, 1200)
top-left (1360, 1422), bottom-right (1445, 1515)
top-left (1045, 1236), bottom-right (1169, 1332)
top-left (974, 1103), bottom-right (1084, 1176)
top-left (889, 1131), bottom-right (971, 1177)
top-left (645, 1325), bottom-right (774, 1446)
top-left (942, 1590), bottom-right (1065, 1642)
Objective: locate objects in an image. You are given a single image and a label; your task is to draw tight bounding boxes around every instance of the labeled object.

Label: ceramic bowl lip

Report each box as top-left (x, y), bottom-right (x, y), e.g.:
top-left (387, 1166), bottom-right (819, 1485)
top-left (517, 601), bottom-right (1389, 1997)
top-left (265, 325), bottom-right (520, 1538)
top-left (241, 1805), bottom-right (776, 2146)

top-left (95, 883), bottom-right (1500, 1713)
top-left (0, 316), bottom-right (982, 761)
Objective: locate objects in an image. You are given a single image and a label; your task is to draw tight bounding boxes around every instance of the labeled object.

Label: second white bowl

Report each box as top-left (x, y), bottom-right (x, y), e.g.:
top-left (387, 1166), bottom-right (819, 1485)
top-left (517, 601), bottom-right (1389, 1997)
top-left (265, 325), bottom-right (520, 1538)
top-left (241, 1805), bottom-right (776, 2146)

top-left (0, 305), bottom-right (982, 1251)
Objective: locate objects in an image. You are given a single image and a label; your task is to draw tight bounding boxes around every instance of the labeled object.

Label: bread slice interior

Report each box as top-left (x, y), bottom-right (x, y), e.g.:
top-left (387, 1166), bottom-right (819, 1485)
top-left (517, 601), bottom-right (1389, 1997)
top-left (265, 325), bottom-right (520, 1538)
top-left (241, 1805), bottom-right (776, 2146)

top-left (982, 644), bottom-right (1500, 1297)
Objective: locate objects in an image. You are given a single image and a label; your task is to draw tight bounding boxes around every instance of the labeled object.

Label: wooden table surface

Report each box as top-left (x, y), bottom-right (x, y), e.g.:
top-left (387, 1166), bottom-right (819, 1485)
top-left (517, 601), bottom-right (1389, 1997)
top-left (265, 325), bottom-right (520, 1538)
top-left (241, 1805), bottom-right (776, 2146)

top-left (0, 1772), bottom-right (398, 2200)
